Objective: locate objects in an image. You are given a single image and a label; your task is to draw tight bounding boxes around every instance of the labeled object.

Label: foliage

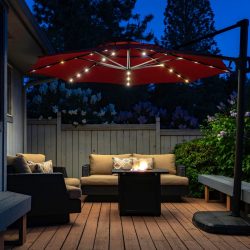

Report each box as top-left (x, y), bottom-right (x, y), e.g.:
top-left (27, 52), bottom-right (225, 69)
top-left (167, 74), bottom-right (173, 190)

top-left (27, 81), bottom-right (117, 125)
top-left (174, 92), bottom-right (250, 197)
top-left (161, 0), bottom-right (219, 54)
top-left (32, 0), bottom-right (154, 51)
top-left (174, 139), bottom-right (218, 197)
top-left (26, 82), bottom-right (199, 128)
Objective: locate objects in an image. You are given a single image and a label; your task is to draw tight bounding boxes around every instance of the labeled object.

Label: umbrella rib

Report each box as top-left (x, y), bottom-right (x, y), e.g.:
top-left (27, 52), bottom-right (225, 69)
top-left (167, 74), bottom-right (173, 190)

top-left (77, 58), bottom-right (123, 69)
top-left (131, 58), bottom-right (163, 69)
top-left (94, 51), bottom-right (126, 69)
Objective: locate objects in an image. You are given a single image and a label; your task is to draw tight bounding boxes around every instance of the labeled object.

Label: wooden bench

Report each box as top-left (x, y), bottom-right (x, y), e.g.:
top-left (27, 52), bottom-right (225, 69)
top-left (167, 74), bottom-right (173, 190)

top-left (0, 191), bottom-right (31, 248)
top-left (198, 175), bottom-right (250, 211)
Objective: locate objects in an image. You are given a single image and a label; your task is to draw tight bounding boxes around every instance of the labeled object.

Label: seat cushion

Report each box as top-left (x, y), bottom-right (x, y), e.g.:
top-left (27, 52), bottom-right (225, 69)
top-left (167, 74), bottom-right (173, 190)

top-left (65, 177), bottom-right (80, 188)
top-left (89, 154), bottom-right (131, 175)
top-left (16, 153), bottom-right (46, 163)
top-left (81, 175), bottom-right (118, 186)
top-left (133, 154), bottom-right (176, 174)
top-left (66, 185), bottom-right (82, 199)
top-left (161, 174), bottom-right (189, 186)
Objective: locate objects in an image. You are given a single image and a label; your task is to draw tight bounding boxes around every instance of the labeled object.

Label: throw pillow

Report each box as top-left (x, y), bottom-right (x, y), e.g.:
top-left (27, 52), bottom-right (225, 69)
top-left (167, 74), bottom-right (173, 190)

top-left (27, 161), bottom-right (44, 173)
top-left (132, 158), bottom-right (153, 170)
top-left (27, 160), bottom-right (53, 173)
top-left (13, 155), bottom-right (32, 173)
top-left (112, 157), bottom-right (133, 170)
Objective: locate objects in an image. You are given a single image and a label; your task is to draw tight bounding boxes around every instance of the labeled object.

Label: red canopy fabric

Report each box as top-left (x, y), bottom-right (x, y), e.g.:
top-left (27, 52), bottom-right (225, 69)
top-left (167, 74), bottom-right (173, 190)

top-left (30, 41), bottom-right (229, 86)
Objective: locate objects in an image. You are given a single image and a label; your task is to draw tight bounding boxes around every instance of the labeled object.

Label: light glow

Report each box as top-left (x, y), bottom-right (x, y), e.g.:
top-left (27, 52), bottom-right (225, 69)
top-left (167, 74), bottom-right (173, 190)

top-left (185, 79), bottom-right (189, 83)
top-left (84, 68), bottom-right (89, 72)
top-left (111, 51), bottom-right (116, 56)
top-left (127, 77), bottom-right (131, 81)
top-left (169, 68), bottom-right (173, 73)
top-left (102, 57), bottom-right (106, 62)
top-left (69, 78), bottom-right (73, 83)
top-left (126, 71), bottom-right (131, 76)
top-left (60, 60), bottom-right (65, 64)
top-left (76, 73), bottom-right (81, 78)
top-left (142, 51), bottom-right (147, 56)
top-left (126, 82), bottom-right (130, 86)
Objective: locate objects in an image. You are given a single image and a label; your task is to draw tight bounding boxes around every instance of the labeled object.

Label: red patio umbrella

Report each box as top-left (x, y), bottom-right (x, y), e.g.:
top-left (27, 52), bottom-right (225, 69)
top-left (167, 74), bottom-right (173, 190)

top-left (29, 41), bottom-right (228, 85)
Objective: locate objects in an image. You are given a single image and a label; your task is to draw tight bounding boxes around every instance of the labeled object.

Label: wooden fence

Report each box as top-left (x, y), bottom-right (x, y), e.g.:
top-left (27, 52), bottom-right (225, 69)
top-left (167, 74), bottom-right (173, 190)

top-left (27, 113), bottom-right (201, 178)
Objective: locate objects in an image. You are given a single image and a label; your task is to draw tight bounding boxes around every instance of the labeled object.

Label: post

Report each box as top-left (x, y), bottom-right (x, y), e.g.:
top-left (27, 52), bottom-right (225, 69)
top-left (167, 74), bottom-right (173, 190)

top-left (56, 112), bottom-right (62, 166)
top-left (155, 117), bottom-right (161, 153)
top-left (0, 1), bottom-right (8, 191)
top-left (232, 19), bottom-right (249, 216)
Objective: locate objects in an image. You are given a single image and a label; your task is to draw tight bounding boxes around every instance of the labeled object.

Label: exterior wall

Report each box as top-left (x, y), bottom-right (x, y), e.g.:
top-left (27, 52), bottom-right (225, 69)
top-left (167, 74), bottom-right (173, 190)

top-left (27, 115), bottom-right (202, 178)
top-left (7, 68), bottom-right (24, 155)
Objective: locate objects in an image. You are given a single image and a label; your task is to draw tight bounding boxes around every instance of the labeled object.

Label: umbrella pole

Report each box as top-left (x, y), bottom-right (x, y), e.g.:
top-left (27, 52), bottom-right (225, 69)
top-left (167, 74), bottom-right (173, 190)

top-left (232, 19), bottom-right (249, 217)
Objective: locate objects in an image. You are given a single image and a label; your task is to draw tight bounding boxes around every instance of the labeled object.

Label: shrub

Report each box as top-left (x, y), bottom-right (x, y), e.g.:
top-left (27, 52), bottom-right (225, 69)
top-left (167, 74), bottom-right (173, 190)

top-left (174, 92), bottom-right (250, 197)
top-left (174, 139), bottom-right (219, 197)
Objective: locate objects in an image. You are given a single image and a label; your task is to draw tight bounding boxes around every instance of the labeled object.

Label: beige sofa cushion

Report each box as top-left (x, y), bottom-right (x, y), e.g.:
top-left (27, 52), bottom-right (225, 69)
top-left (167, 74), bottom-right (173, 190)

top-left (161, 174), bottom-right (188, 186)
top-left (89, 154), bottom-right (131, 175)
top-left (133, 154), bottom-right (176, 174)
top-left (81, 175), bottom-right (118, 186)
top-left (65, 177), bottom-right (80, 188)
top-left (16, 153), bottom-right (46, 163)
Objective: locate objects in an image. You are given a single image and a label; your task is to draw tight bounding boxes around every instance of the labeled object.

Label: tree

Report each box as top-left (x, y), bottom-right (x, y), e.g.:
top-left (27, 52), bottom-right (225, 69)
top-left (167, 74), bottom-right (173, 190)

top-left (161, 0), bottom-right (219, 54)
top-left (32, 0), bottom-right (154, 52)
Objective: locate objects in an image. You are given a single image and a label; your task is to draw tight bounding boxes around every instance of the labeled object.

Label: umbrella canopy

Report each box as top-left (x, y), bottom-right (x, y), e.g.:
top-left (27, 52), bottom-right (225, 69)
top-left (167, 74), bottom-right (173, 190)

top-left (30, 41), bottom-right (229, 86)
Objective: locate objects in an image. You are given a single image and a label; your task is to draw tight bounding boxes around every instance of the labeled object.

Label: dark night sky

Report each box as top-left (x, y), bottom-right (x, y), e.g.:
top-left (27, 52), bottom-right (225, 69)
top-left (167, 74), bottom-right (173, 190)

top-left (25, 0), bottom-right (250, 57)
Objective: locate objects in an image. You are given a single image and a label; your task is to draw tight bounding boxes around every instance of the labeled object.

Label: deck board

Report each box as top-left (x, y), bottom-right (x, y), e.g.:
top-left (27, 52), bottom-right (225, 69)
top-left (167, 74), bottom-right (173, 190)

top-left (5, 198), bottom-right (250, 250)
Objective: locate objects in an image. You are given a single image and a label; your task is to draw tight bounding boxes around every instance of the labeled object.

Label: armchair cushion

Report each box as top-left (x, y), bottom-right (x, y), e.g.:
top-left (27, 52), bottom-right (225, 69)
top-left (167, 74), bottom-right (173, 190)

top-left (66, 185), bottom-right (82, 199)
top-left (133, 154), bottom-right (176, 174)
top-left (65, 178), bottom-right (80, 188)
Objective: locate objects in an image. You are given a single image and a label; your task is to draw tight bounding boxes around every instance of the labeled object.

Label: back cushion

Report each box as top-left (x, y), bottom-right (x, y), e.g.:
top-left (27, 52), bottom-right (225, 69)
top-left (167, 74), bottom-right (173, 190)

top-left (16, 153), bottom-right (46, 163)
top-left (90, 154), bottom-right (132, 175)
top-left (133, 154), bottom-right (176, 174)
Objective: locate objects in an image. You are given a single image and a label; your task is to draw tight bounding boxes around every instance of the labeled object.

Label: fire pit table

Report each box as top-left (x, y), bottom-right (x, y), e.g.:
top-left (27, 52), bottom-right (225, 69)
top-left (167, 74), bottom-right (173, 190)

top-left (112, 169), bottom-right (168, 216)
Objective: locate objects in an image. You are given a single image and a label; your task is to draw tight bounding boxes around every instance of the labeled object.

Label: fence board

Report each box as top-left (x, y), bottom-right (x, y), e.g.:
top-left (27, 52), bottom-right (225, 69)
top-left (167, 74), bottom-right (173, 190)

top-left (66, 131), bottom-right (73, 177)
top-left (27, 118), bottom-right (202, 178)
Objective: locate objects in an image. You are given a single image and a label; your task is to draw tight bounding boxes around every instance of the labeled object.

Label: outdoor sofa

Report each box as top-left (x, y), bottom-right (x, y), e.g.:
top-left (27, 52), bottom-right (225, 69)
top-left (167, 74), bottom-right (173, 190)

top-left (81, 153), bottom-right (189, 199)
top-left (7, 154), bottom-right (82, 226)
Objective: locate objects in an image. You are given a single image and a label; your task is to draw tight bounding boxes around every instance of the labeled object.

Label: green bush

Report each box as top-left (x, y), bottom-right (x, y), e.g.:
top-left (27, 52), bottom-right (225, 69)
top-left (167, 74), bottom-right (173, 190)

top-left (174, 93), bottom-right (250, 197)
top-left (174, 139), bottom-right (219, 197)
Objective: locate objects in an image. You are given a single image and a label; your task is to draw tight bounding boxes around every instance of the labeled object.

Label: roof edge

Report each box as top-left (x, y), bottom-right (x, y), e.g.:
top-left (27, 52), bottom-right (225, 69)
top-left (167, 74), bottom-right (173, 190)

top-left (7, 0), bottom-right (55, 54)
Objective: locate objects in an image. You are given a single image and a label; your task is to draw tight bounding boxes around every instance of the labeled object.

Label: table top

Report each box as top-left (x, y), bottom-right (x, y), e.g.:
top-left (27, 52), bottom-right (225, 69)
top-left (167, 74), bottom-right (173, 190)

top-left (112, 168), bottom-right (169, 174)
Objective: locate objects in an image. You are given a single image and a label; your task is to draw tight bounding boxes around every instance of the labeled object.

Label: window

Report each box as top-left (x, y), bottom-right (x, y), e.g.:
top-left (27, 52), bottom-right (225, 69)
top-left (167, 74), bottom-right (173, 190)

top-left (7, 65), bottom-right (12, 115)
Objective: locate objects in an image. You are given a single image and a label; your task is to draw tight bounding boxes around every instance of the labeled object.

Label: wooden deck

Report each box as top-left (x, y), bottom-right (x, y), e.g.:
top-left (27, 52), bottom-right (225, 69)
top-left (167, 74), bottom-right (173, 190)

top-left (5, 198), bottom-right (250, 250)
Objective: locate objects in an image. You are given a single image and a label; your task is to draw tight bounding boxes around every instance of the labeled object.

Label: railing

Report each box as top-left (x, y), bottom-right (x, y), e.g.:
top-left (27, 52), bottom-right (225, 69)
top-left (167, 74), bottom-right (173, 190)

top-left (27, 113), bottom-right (201, 178)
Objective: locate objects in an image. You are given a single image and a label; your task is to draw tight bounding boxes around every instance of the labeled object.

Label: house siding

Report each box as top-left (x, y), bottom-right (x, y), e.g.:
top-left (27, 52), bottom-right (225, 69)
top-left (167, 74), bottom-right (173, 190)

top-left (7, 68), bottom-right (24, 155)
